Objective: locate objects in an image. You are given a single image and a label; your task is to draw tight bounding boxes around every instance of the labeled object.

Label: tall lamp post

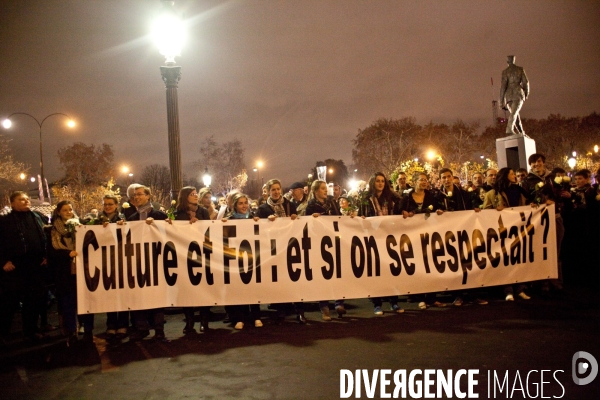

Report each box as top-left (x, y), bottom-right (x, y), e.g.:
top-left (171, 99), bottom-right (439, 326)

top-left (2, 112), bottom-right (75, 203)
top-left (153, 0), bottom-right (185, 200)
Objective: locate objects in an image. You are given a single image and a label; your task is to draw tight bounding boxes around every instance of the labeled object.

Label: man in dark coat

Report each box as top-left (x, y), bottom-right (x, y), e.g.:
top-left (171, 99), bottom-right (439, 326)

top-left (0, 191), bottom-right (48, 342)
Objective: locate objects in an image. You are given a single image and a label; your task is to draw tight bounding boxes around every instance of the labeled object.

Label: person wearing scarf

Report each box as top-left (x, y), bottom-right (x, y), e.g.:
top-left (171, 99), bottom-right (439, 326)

top-left (126, 185), bottom-right (169, 341)
top-left (48, 200), bottom-right (93, 346)
top-left (174, 187), bottom-right (211, 334)
top-left (257, 179), bottom-right (305, 323)
top-left (223, 193), bottom-right (262, 330)
top-left (305, 180), bottom-right (347, 320)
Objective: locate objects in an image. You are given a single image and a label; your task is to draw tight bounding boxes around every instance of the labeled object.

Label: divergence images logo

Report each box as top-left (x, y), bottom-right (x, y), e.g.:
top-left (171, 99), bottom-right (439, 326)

top-left (572, 351), bottom-right (598, 386)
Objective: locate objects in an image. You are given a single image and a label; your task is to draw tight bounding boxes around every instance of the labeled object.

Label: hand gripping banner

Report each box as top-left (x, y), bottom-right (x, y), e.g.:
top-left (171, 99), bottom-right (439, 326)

top-left (76, 205), bottom-right (557, 313)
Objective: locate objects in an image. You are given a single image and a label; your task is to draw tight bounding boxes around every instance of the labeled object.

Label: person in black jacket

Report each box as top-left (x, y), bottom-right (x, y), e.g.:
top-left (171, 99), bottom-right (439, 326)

top-left (360, 172), bottom-right (404, 315)
top-left (399, 172), bottom-right (443, 310)
top-left (0, 191), bottom-right (48, 342)
top-left (305, 180), bottom-right (348, 320)
top-left (174, 186), bottom-right (211, 334)
top-left (127, 186), bottom-right (169, 341)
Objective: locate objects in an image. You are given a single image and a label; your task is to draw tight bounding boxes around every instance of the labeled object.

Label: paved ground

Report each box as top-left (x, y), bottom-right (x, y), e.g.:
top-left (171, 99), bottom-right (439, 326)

top-left (1, 285), bottom-right (599, 400)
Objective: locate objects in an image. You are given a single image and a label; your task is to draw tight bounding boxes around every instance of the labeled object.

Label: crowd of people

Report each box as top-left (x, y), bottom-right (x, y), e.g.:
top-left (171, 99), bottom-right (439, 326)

top-left (1, 152), bottom-right (598, 347)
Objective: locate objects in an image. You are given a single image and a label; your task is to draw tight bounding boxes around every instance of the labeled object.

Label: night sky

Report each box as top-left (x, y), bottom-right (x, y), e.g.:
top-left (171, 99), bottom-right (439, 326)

top-left (1, 0), bottom-right (599, 186)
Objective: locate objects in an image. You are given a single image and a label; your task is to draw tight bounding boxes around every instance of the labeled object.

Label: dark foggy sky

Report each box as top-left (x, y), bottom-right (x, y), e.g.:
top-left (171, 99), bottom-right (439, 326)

top-left (1, 0), bottom-right (599, 185)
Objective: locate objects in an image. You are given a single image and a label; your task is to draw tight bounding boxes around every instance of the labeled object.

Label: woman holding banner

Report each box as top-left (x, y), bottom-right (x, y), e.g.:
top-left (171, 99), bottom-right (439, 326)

top-left (90, 195), bottom-right (129, 341)
top-left (359, 172), bottom-right (404, 315)
top-left (305, 180), bottom-right (347, 320)
top-left (399, 172), bottom-right (443, 310)
top-left (257, 179), bottom-right (306, 323)
top-left (223, 193), bottom-right (262, 330)
top-left (482, 167), bottom-right (532, 301)
top-left (175, 187), bottom-right (212, 334)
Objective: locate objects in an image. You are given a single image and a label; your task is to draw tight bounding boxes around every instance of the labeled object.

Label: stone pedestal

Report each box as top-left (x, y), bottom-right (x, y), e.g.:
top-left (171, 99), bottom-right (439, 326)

top-left (495, 134), bottom-right (536, 170)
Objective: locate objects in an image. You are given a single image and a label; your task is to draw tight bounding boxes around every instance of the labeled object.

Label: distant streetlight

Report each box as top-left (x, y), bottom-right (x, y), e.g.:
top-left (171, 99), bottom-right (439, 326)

top-left (19, 173), bottom-right (26, 180)
top-left (121, 166), bottom-right (130, 174)
top-left (202, 167), bottom-right (212, 187)
top-left (567, 157), bottom-right (576, 169)
top-left (153, 0), bottom-right (185, 200)
top-left (3, 112), bottom-right (76, 203)
top-left (572, 151), bottom-right (577, 157)
top-left (594, 145), bottom-right (598, 153)
top-left (426, 150), bottom-right (437, 161)
top-left (255, 161), bottom-right (264, 187)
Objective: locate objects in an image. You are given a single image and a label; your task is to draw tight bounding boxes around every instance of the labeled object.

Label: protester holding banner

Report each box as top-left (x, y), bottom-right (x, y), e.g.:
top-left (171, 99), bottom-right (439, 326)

top-left (199, 187), bottom-right (218, 220)
top-left (48, 200), bottom-right (94, 346)
top-left (223, 193), bottom-right (263, 330)
top-left (305, 180), bottom-right (347, 320)
top-left (483, 167), bottom-right (532, 301)
top-left (89, 195), bottom-right (129, 341)
top-left (174, 186), bottom-right (211, 334)
top-left (360, 172), bottom-right (404, 315)
top-left (257, 179), bottom-right (305, 323)
top-left (522, 153), bottom-right (564, 293)
top-left (400, 172), bottom-right (443, 310)
top-left (127, 185), bottom-right (170, 341)
top-left (436, 168), bottom-right (487, 307)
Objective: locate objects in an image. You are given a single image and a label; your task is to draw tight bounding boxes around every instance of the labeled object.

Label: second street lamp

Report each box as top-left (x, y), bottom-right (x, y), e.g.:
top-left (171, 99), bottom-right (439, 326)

top-left (153, 0), bottom-right (186, 200)
top-left (2, 112), bottom-right (76, 203)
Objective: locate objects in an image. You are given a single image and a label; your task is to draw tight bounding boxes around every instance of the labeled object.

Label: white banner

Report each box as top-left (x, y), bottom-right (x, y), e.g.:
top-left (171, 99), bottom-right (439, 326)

top-left (76, 205), bottom-right (557, 313)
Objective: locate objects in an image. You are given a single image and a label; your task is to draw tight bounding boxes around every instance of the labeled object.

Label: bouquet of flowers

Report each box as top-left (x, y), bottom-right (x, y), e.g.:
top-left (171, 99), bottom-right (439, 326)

top-left (65, 218), bottom-right (81, 234)
top-left (552, 175), bottom-right (572, 192)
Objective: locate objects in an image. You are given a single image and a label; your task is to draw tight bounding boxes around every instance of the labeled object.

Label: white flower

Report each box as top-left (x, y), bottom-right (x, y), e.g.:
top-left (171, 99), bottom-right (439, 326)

top-left (536, 182), bottom-right (544, 189)
top-left (122, 202), bottom-right (130, 209)
top-left (66, 218), bottom-right (81, 226)
top-left (171, 200), bottom-right (176, 205)
top-left (468, 187), bottom-right (473, 192)
top-left (554, 177), bottom-right (562, 184)
top-left (427, 205), bottom-right (433, 210)
top-left (403, 189), bottom-right (413, 194)
top-left (562, 176), bottom-right (571, 183)
top-left (570, 187), bottom-right (576, 192)
top-left (447, 191), bottom-right (453, 197)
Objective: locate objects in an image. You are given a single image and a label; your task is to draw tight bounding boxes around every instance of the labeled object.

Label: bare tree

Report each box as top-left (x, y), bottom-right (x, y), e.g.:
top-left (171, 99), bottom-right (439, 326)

top-left (139, 164), bottom-right (171, 208)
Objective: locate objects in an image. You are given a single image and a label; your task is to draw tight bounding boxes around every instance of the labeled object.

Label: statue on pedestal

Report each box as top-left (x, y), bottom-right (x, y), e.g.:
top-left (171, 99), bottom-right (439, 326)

top-left (500, 55), bottom-right (530, 135)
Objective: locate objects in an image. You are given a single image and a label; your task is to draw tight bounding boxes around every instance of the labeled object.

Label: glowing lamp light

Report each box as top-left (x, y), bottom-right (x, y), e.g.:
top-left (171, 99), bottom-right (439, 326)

top-left (426, 150), bottom-right (436, 160)
top-left (67, 120), bottom-right (76, 128)
top-left (2, 119), bottom-right (12, 129)
top-left (30, 177), bottom-right (36, 183)
top-left (349, 179), bottom-right (358, 191)
top-left (202, 167), bottom-right (212, 187)
top-left (572, 151), bottom-right (577, 157)
top-left (152, 1), bottom-right (185, 65)
top-left (19, 173), bottom-right (26, 180)
top-left (594, 145), bottom-right (598, 153)
top-left (567, 157), bottom-right (576, 169)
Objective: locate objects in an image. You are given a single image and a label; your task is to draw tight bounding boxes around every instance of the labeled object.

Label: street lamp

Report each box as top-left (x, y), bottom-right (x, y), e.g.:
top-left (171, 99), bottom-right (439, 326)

top-left (256, 161), bottom-right (264, 186)
top-left (202, 167), bottom-right (212, 187)
top-left (2, 112), bottom-right (75, 203)
top-left (153, 0), bottom-right (185, 201)
top-left (567, 157), bottom-right (576, 170)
